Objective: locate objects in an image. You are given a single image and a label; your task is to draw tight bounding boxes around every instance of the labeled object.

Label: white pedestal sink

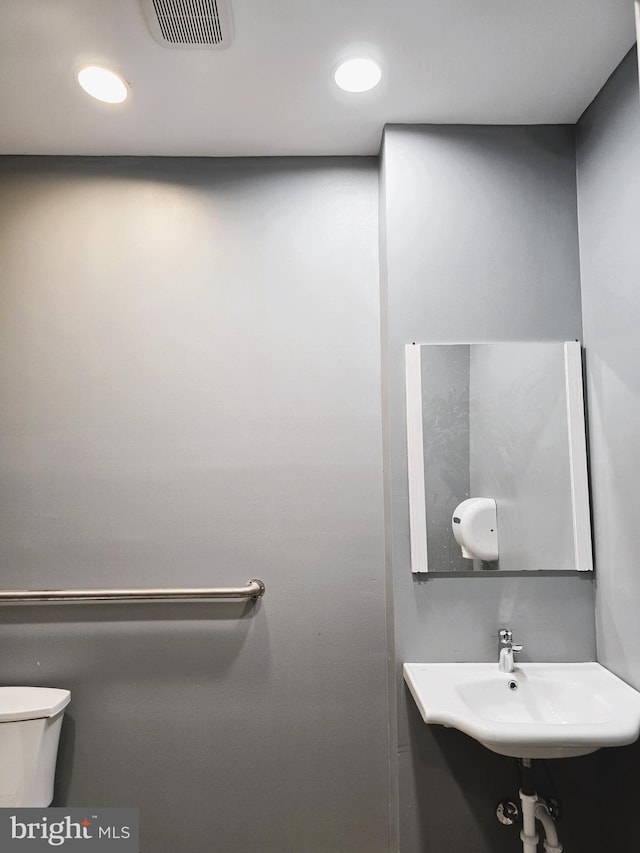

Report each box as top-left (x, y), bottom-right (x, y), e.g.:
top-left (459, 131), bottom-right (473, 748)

top-left (403, 662), bottom-right (640, 759)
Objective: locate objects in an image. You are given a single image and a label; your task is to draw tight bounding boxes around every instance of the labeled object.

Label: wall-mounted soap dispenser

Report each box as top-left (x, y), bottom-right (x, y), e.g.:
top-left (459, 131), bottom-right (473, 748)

top-left (452, 498), bottom-right (498, 561)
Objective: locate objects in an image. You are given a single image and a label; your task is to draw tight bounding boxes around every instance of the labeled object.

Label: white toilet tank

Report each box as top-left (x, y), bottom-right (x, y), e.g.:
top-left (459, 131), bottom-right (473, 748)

top-left (0, 687), bottom-right (71, 807)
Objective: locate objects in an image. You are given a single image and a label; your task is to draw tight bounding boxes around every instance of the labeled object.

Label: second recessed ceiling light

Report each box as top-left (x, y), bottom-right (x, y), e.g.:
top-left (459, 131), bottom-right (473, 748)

top-left (76, 65), bottom-right (129, 104)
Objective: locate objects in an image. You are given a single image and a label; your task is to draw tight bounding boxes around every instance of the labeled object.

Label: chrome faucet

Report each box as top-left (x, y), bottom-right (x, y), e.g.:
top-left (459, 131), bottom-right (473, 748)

top-left (498, 628), bottom-right (523, 673)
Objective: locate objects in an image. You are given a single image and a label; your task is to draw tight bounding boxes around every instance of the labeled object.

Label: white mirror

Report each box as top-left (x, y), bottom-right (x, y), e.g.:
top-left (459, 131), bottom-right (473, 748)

top-left (405, 341), bottom-right (592, 573)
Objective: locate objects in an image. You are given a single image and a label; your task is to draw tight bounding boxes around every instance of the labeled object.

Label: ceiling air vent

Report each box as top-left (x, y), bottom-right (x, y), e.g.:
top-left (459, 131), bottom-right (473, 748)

top-left (140, 0), bottom-right (233, 49)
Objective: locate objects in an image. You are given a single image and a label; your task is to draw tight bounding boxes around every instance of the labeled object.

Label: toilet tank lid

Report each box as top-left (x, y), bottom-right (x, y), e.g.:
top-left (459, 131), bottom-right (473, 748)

top-left (0, 687), bottom-right (70, 722)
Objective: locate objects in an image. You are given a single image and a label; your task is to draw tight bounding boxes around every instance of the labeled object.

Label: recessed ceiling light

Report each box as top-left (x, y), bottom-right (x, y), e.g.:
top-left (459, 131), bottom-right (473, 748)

top-left (333, 58), bottom-right (382, 93)
top-left (76, 65), bottom-right (129, 104)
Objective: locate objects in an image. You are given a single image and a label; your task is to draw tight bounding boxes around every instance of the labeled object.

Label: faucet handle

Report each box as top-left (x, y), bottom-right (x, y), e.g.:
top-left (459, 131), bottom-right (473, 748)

top-left (499, 628), bottom-right (513, 645)
top-left (498, 629), bottom-right (523, 652)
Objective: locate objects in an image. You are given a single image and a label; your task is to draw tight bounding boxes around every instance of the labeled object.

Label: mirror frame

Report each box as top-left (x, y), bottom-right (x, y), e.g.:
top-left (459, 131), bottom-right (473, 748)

top-left (405, 341), bottom-right (593, 574)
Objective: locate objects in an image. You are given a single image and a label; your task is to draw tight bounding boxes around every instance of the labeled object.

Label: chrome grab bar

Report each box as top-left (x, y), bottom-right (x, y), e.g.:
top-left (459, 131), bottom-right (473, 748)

top-left (0, 578), bottom-right (265, 603)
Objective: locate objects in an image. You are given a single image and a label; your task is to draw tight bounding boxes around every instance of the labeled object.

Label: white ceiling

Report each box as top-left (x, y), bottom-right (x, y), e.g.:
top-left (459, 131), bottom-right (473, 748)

top-left (0, 0), bottom-right (636, 157)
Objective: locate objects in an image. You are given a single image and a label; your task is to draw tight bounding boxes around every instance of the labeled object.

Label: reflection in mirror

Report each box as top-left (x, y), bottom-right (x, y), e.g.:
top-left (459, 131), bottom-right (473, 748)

top-left (405, 341), bottom-right (592, 573)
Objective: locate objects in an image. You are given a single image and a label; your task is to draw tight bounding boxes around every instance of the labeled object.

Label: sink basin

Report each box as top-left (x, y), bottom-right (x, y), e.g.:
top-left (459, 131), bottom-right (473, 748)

top-left (403, 662), bottom-right (640, 759)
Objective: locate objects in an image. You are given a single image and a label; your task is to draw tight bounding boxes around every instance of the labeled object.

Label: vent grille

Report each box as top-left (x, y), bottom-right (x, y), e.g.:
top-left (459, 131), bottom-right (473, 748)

top-left (141, 0), bottom-right (232, 48)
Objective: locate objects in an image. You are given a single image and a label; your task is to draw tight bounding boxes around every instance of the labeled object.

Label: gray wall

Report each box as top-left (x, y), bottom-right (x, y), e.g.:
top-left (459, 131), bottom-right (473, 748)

top-left (577, 48), bottom-right (640, 687)
top-left (574, 46), bottom-right (640, 853)
top-left (0, 157), bottom-right (389, 852)
top-left (380, 125), bottom-right (596, 852)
